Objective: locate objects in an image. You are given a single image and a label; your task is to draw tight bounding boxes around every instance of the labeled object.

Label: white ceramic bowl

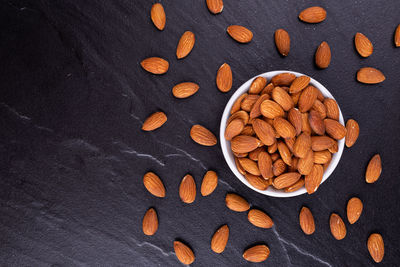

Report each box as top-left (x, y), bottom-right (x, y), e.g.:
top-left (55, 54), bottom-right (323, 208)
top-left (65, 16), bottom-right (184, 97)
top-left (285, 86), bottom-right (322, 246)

top-left (220, 70), bottom-right (344, 197)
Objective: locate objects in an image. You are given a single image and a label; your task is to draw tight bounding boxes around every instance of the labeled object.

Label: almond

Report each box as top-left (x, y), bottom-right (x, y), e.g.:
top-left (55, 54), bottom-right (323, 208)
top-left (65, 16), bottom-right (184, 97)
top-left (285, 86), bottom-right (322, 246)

top-left (206, 0), bottom-right (223, 14)
top-left (235, 157), bottom-right (246, 175)
top-left (174, 241), bottom-right (195, 265)
top-left (301, 112), bottom-right (312, 134)
top-left (211, 225), bottom-right (229, 253)
top-left (277, 141), bottom-right (292, 166)
top-left (241, 125), bottom-right (255, 136)
top-left (216, 63), bottom-right (233, 92)
top-left (249, 147), bottom-right (264, 161)
top-left (252, 119), bottom-right (276, 146)
top-left (268, 142), bottom-right (278, 154)
top-left (324, 119), bottom-right (346, 140)
top-left (143, 172), bottom-right (166, 197)
top-left (357, 67), bottom-right (385, 84)
top-left (228, 110), bottom-right (249, 125)
top-left (365, 154), bottom-right (382, 183)
top-left (273, 172), bottom-right (301, 189)
top-left (270, 153), bottom-right (280, 162)
top-left (241, 95), bottom-right (260, 112)
top-left (395, 24), bottom-right (400, 47)
top-left (355, 33), bottom-right (373, 57)
top-left (367, 233), bottom-right (384, 263)
top-left (312, 99), bottom-right (327, 119)
top-left (172, 82), bottom-right (199, 98)
top-left (176, 31), bottom-right (195, 59)
top-left (201, 170), bottom-right (218, 196)
top-left (298, 150), bottom-right (314, 175)
top-left (179, 174), bottom-right (196, 204)
top-left (258, 152), bottom-right (274, 179)
top-left (311, 136), bottom-right (335, 151)
top-left (309, 110), bottom-right (326, 135)
top-left (142, 208), bottom-right (158, 236)
top-left (290, 76), bottom-right (310, 94)
top-left (231, 135), bottom-right (261, 153)
top-left (227, 25), bottom-right (253, 43)
top-left (261, 83), bottom-right (275, 95)
top-left (249, 76), bottom-right (267, 94)
top-left (288, 156), bottom-right (299, 172)
top-left (323, 98), bottom-right (340, 120)
top-left (273, 117), bottom-right (296, 138)
top-left (299, 6), bottom-right (327, 23)
top-left (346, 197), bottom-right (363, 224)
top-left (142, 112), bottom-right (167, 131)
top-left (243, 245), bottom-right (270, 263)
top-left (260, 100), bottom-right (285, 119)
top-left (239, 158), bottom-right (261, 176)
top-left (291, 91), bottom-right (301, 105)
top-left (315, 41), bottom-right (331, 69)
top-left (231, 93), bottom-right (248, 114)
top-left (245, 173), bottom-right (270, 190)
top-left (273, 159), bottom-right (286, 176)
top-left (299, 207), bottom-right (315, 235)
top-left (285, 178), bottom-right (304, 192)
top-left (345, 119), bottom-right (359, 147)
top-left (285, 137), bottom-right (296, 153)
top-left (274, 29), bottom-right (290, 56)
top-left (293, 132), bottom-right (311, 158)
top-left (299, 85), bottom-right (318, 112)
top-left (250, 94), bottom-right (270, 118)
top-left (248, 209), bottom-right (274, 228)
top-left (225, 119), bottom-right (245, 141)
top-left (305, 164), bottom-right (323, 193)
top-left (190, 125), bottom-right (217, 146)
top-left (234, 152), bottom-right (248, 158)
top-left (272, 86), bottom-right (294, 111)
top-left (328, 140), bottom-right (338, 153)
top-left (140, 57), bottom-right (169, 74)
top-left (329, 213), bottom-right (346, 240)
top-left (313, 150), bottom-right (332, 164)
top-left (316, 88), bottom-right (325, 101)
top-left (150, 3), bottom-right (166, 30)
top-left (225, 193), bottom-right (250, 212)
top-left (288, 108), bottom-right (302, 135)
top-left (271, 73), bottom-right (296, 86)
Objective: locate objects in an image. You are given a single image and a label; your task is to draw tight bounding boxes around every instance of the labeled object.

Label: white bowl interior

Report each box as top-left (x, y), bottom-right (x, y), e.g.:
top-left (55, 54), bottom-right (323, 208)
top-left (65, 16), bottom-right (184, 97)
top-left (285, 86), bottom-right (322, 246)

top-left (220, 71), bottom-right (344, 197)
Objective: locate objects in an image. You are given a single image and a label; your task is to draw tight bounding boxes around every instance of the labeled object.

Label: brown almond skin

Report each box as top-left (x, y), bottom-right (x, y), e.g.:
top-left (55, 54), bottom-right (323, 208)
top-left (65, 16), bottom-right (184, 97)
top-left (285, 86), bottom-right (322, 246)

top-left (299, 6), bottom-right (327, 23)
top-left (172, 82), bottom-right (199, 98)
top-left (143, 172), bottom-right (166, 197)
top-left (365, 154), bottom-right (382, 183)
top-left (142, 112), bottom-right (167, 131)
top-left (228, 110), bottom-right (249, 125)
top-left (273, 172), bottom-right (301, 189)
top-left (206, 0), bottom-right (224, 14)
top-left (324, 119), bottom-right (346, 140)
top-left (299, 207), bottom-right (315, 235)
top-left (150, 3), bottom-right (166, 30)
top-left (225, 193), bottom-right (250, 212)
top-left (201, 170), bottom-right (218, 196)
top-left (227, 25), bottom-right (253, 43)
top-left (235, 157), bottom-right (247, 175)
top-left (323, 98), bottom-right (340, 120)
top-left (277, 141), bottom-right (292, 166)
top-left (225, 119), bottom-right (245, 141)
top-left (258, 152), bottom-right (274, 179)
top-left (243, 245), bottom-right (270, 263)
top-left (245, 173), bottom-right (269, 190)
top-left (231, 93), bottom-right (247, 114)
top-left (174, 241), bottom-right (195, 265)
top-left (290, 76), bottom-right (310, 94)
top-left (357, 67), bottom-right (385, 84)
top-left (312, 100), bottom-right (327, 119)
top-left (275, 29), bottom-right (290, 56)
top-left (231, 135), bottom-right (261, 153)
top-left (272, 86), bottom-right (294, 111)
top-left (249, 77), bottom-right (267, 94)
top-left (285, 137), bottom-right (296, 153)
top-left (355, 33), bottom-right (373, 57)
top-left (273, 117), bottom-right (296, 138)
top-left (346, 197), bottom-right (363, 224)
top-left (216, 63), bottom-right (233, 92)
top-left (142, 208), bottom-right (158, 236)
top-left (190, 125), bottom-right (217, 146)
top-left (301, 112), bottom-right (312, 134)
top-left (328, 140), bottom-right (338, 153)
top-left (239, 158), bottom-right (261, 176)
top-left (250, 94), bottom-right (270, 118)
top-left (273, 159), bottom-right (286, 176)
top-left (253, 119), bottom-right (276, 146)
top-left (176, 31), bottom-right (195, 59)
top-left (298, 150), bottom-right (314, 175)
top-left (299, 85), bottom-right (318, 112)
top-left (261, 83), bottom-right (275, 95)
top-left (211, 225), bottom-right (229, 253)
top-left (395, 24), bottom-right (400, 47)
top-left (241, 125), bottom-right (255, 136)
top-left (311, 136), bottom-right (335, 151)
top-left (305, 164), bottom-right (323, 193)
top-left (179, 174), bottom-right (196, 204)
top-left (268, 142), bottom-right (278, 154)
top-left (248, 209), bottom-right (274, 228)
top-left (309, 110), bottom-right (326, 135)
top-left (315, 41), bottom-right (331, 69)
top-left (293, 132), bottom-right (311, 158)
top-left (288, 108), bottom-right (302, 135)
top-left (313, 150), bottom-right (332, 164)
top-left (248, 147), bottom-right (264, 161)
top-left (141, 57), bottom-right (169, 74)
top-left (270, 153), bottom-right (280, 162)
top-left (367, 233), bottom-right (384, 263)
top-left (345, 119), bottom-right (359, 147)
top-left (260, 100), bottom-right (285, 119)
top-left (271, 73), bottom-right (296, 86)
top-left (241, 95), bottom-right (260, 112)
top-left (330, 213), bottom-right (347, 240)
top-left (284, 178), bottom-right (304, 192)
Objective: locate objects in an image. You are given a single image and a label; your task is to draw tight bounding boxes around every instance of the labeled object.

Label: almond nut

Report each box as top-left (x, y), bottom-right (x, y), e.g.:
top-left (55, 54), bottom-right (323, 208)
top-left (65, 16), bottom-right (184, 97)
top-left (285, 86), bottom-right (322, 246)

top-left (206, 0), bottom-right (224, 14)
top-left (365, 154), bottom-right (382, 183)
top-left (329, 213), bottom-right (346, 240)
top-left (174, 241), bottom-right (195, 265)
top-left (274, 29), bottom-right (290, 56)
top-left (315, 41), bottom-right (331, 69)
top-left (172, 82), bottom-right (199, 98)
top-left (273, 172), bottom-right (301, 189)
top-left (190, 125), bottom-right (217, 146)
top-left (227, 25), bottom-right (253, 43)
top-left (179, 174), bottom-right (196, 203)
top-left (231, 135), bottom-right (261, 153)
top-left (248, 209), bottom-right (274, 228)
top-left (201, 170), bottom-right (218, 196)
top-left (243, 245), bottom-right (270, 263)
top-left (357, 67), bottom-right (385, 84)
top-left (299, 207), bottom-right (315, 235)
top-left (355, 32), bottom-right (373, 57)
top-left (324, 119), bottom-right (346, 140)
top-left (176, 31), bottom-right (195, 59)
top-left (150, 3), bottom-right (166, 30)
top-left (299, 6), bottom-right (327, 23)
top-left (143, 172), bottom-right (166, 197)
top-left (142, 208), bottom-right (158, 236)
top-left (346, 197), bottom-right (363, 224)
top-left (345, 119), bottom-right (359, 147)
top-left (216, 63), bottom-right (233, 92)
top-left (225, 193), bottom-right (250, 212)
top-left (305, 164), bottom-right (323, 194)
top-left (249, 77), bottom-right (267, 94)
top-left (141, 57), bottom-right (169, 74)
top-left (211, 225), bottom-right (229, 253)
top-left (367, 233), bottom-right (384, 263)
top-left (142, 112), bottom-right (167, 131)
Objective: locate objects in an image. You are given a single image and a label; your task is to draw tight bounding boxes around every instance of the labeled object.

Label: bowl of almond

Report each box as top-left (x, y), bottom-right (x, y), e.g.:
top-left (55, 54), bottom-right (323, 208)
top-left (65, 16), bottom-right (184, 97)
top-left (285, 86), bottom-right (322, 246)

top-left (220, 71), bottom-right (345, 197)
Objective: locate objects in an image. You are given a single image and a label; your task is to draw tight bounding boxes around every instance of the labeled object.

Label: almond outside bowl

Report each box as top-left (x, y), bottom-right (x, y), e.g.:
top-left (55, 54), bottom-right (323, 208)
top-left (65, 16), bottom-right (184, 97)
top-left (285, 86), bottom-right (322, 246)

top-left (219, 71), bottom-right (344, 197)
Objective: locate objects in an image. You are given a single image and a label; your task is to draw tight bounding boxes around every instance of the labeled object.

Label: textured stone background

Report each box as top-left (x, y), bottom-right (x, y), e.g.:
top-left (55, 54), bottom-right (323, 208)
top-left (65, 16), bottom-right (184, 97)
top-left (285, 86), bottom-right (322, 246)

top-left (0, 0), bottom-right (399, 266)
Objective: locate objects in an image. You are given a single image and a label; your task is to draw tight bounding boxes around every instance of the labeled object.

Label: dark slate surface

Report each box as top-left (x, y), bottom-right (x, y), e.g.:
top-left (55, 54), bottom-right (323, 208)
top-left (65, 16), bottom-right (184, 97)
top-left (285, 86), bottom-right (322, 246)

top-left (0, 0), bottom-right (399, 266)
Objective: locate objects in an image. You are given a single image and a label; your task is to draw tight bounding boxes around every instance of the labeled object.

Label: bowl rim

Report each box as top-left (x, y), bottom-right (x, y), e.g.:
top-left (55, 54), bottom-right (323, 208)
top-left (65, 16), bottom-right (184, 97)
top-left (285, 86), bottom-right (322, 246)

top-left (219, 70), bottom-right (345, 198)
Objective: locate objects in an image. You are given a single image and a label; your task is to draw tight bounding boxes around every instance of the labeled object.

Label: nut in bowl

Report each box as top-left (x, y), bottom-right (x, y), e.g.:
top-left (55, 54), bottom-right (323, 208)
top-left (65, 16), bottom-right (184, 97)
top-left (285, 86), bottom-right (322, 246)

top-left (220, 71), bottom-right (345, 197)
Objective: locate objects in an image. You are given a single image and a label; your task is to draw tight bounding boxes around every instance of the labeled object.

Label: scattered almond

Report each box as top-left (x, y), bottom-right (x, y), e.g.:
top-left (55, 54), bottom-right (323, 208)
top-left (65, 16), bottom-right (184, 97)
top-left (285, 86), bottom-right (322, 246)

top-left (315, 41), bottom-right (331, 69)
top-left (142, 208), bottom-right (158, 236)
top-left (211, 225), bottom-right (229, 253)
top-left (346, 197), bottom-right (363, 224)
top-left (367, 233), bottom-right (384, 263)
top-left (355, 33), bottom-right (373, 57)
top-left (227, 25), bottom-right (253, 43)
top-left (179, 174), bottom-right (196, 204)
top-left (365, 154), bottom-right (382, 183)
top-left (172, 82), bottom-right (199, 98)
top-left (174, 241), bottom-right (195, 265)
top-left (395, 24), bottom-right (400, 47)
top-left (299, 6), bottom-right (327, 23)
top-left (190, 125), bottom-right (217, 146)
top-left (176, 31), bottom-right (195, 59)
top-left (248, 209), bottom-right (274, 228)
top-left (274, 29), bottom-right (290, 56)
top-left (150, 3), bottom-right (166, 30)
top-left (143, 172), bottom-right (166, 197)
top-left (216, 63), bottom-right (233, 92)
top-left (201, 170), bottom-right (218, 196)
top-left (243, 245), bottom-right (270, 263)
top-left (142, 112), bottom-right (167, 131)
top-left (225, 193), bottom-right (250, 212)
top-left (206, 0), bottom-right (223, 14)
top-left (299, 207), bottom-right (315, 235)
top-left (329, 213), bottom-right (347, 240)
top-left (345, 119), bottom-right (359, 147)
top-left (140, 57), bottom-right (169, 74)
top-left (357, 67), bottom-right (385, 84)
